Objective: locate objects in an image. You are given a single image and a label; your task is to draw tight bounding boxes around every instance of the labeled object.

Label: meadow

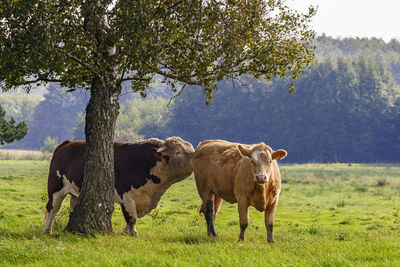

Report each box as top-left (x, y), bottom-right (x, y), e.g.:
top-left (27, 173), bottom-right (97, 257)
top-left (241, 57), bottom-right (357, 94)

top-left (0, 160), bottom-right (399, 266)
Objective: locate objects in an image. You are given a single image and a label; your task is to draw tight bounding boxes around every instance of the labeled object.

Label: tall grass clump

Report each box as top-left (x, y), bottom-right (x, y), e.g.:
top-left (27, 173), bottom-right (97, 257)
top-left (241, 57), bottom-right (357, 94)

top-left (0, 149), bottom-right (51, 160)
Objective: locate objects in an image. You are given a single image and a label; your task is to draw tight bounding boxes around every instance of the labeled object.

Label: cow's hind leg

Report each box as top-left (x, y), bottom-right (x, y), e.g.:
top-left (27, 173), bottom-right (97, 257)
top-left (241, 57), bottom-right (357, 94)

top-left (43, 190), bottom-right (67, 234)
top-left (198, 193), bottom-right (218, 236)
top-left (121, 194), bottom-right (138, 237)
top-left (205, 198), bottom-right (218, 236)
top-left (195, 171), bottom-right (217, 237)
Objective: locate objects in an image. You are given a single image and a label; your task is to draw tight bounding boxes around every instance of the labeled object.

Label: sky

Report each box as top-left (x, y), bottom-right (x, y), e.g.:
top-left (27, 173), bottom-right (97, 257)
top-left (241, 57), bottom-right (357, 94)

top-left (287, 0), bottom-right (400, 42)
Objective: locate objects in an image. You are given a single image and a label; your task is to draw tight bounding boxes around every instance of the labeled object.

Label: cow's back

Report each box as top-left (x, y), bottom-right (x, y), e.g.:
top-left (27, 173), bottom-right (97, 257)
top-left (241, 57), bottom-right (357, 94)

top-left (194, 139), bottom-right (240, 172)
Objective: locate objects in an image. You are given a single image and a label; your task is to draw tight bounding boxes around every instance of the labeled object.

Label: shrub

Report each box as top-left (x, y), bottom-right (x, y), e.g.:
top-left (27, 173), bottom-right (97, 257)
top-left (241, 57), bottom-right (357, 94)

top-left (40, 137), bottom-right (59, 153)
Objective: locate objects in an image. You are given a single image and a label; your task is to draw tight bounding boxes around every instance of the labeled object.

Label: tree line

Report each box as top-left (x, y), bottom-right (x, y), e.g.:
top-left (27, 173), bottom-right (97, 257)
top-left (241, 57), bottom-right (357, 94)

top-left (168, 56), bottom-right (399, 163)
top-left (1, 37), bottom-right (400, 163)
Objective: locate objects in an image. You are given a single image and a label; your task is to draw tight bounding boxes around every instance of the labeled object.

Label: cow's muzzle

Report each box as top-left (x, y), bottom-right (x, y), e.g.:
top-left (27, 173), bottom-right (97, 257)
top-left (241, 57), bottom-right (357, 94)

top-left (255, 174), bottom-right (268, 184)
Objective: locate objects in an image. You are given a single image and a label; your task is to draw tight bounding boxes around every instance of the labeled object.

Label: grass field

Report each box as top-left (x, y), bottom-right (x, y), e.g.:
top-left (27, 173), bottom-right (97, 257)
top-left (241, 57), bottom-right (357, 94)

top-left (0, 160), bottom-right (399, 266)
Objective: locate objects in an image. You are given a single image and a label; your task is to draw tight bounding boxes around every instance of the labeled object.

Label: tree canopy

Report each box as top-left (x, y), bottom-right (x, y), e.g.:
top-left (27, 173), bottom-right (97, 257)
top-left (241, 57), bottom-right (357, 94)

top-left (0, 104), bottom-right (27, 145)
top-left (1, 0), bottom-right (315, 95)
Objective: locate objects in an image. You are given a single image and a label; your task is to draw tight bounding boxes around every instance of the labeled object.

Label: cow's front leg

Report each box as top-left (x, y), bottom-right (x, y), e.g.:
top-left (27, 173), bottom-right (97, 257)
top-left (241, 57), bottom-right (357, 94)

top-left (121, 195), bottom-right (138, 237)
top-left (237, 199), bottom-right (249, 241)
top-left (265, 197), bottom-right (279, 243)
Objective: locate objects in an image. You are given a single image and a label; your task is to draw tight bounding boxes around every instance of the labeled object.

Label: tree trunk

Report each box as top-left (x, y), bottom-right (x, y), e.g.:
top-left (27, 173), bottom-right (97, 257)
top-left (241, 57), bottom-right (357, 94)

top-left (65, 72), bottom-right (121, 234)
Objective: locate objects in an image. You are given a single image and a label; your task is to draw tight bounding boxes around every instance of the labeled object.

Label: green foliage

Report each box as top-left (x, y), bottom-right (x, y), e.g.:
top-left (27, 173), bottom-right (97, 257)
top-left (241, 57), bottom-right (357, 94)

top-left (0, 104), bottom-right (27, 145)
top-left (0, 0), bottom-right (315, 96)
top-left (0, 92), bottom-right (43, 122)
top-left (0, 161), bottom-right (400, 265)
top-left (40, 136), bottom-right (59, 153)
top-left (115, 96), bottom-right (171, 141)
top-left (21, 85), bottom-right (87, 149)
top-left (315, 35), bottom-right (400, 84)
top-left (167, 56), bottom-right (400, 163)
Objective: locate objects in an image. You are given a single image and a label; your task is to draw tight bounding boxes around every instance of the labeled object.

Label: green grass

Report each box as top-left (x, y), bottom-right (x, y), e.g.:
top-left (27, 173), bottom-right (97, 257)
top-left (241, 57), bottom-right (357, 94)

top-left (0, 161), bottom-right (399, 266)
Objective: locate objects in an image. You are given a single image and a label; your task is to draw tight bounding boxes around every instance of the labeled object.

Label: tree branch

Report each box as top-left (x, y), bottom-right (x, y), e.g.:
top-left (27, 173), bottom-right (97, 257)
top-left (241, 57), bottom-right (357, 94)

top-left (153, 68), bottom-right (199, 85)
top-left (16, 77), bottom-right (63, 85)
top-left (120, 77), bottom-right (152, 82)
top-left (55, 47), bottom-right (93, 71)
top-left (167, 83), bottom-right (187, 106)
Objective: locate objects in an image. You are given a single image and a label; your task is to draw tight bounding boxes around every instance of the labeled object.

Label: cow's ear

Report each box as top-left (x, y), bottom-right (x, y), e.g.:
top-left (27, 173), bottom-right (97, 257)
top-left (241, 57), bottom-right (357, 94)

top-left (238, 145), bottom-right (252, 158)
top-left (272, 149), bottom-right (287, 160)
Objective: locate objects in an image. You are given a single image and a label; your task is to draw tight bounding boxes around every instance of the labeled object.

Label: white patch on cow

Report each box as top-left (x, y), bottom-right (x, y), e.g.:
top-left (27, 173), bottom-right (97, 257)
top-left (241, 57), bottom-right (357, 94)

top-left (62, 176), bottom-right (80, 198)
top-left (252, 150), bottom-right (262, 161)
top-left (56, 170), bottom-right (62, 178)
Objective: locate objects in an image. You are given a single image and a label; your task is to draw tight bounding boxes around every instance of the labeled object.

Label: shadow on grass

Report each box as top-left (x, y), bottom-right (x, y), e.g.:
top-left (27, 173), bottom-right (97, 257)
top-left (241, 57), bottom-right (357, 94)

top-left (162, 233), bottom-right (220, 244)
top-left (0, 223), bottom-right (97, 242)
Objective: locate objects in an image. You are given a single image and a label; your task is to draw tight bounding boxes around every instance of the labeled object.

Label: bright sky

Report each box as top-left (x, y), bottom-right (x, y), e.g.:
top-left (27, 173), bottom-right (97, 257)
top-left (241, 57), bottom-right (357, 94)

top-left (288, 0), bottom-right (400, 42)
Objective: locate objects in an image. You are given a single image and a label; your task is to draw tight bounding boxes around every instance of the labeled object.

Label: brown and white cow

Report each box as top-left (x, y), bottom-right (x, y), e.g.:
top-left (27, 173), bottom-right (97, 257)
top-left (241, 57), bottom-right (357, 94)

top-left (193, 139), bottom-right (287, 242)
top-left (43, 137), bottom-right (194, 235)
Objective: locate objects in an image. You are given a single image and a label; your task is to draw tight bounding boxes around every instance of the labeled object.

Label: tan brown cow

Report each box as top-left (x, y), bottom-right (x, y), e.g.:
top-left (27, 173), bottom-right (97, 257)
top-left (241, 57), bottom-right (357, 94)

top-left (43, 137), bottom-right (194, 236)
top-left (193, 139), bottom-right (287, 242)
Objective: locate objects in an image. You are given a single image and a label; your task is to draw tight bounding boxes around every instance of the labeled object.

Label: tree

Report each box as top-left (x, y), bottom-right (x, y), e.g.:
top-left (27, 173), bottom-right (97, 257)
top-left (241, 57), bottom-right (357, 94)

top-left (1, 0), bottom-right (315, 234)
top-left (40, 136), bottom-right (59, 153)
top-left (115, 96), bottom-right (171, 141)
top-left (23, 84), bottom-right (87, 149)
top-left (0, 105), bottom-right (27, 145)
top-left (168, 56), bottom-right (399, 163)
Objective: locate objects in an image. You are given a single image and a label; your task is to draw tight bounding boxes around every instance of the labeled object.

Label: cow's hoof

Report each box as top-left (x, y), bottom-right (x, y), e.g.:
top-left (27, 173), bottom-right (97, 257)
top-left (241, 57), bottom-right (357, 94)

top-left (238, 236), bottom-right (245, 241)
top-left (122, 228), bottom-right (138, 237)
top-left (267, 238), bottom-right (275, 244)
top-left (122, 231), bottom-right (138, 237)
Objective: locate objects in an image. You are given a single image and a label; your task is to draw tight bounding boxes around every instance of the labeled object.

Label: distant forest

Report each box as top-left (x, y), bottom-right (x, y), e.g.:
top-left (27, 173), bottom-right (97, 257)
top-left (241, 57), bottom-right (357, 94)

top-left (1, 36), bottom-right (399, 163)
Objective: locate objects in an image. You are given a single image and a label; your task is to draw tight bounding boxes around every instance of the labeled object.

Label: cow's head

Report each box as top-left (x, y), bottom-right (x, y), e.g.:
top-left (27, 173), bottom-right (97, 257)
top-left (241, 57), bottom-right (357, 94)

top-left (238, 143), bottom-right (287, 185)
top-left (153, 137), bottom-right (195, 184)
